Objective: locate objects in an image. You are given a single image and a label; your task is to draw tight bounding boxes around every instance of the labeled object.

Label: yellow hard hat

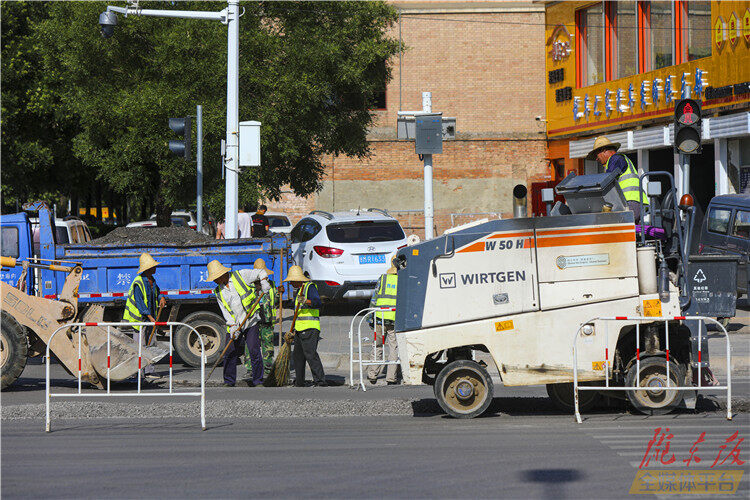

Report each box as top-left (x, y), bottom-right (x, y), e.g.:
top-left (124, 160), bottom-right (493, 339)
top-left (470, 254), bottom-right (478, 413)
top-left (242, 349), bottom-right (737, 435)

top-left (207, 260), bottom-right (231, 282)
top-left (253, 258), bottom-right (273, 275)
top-left (283, 265), bottom-right (309, 282)
top-left (137, 253), bottom-right (160, 274)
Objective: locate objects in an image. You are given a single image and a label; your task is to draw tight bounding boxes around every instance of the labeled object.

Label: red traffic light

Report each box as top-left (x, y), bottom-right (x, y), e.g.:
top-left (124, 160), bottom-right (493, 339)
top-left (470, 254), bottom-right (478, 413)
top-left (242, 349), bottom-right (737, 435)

top-left (674, 99), bottom-right (702, 155)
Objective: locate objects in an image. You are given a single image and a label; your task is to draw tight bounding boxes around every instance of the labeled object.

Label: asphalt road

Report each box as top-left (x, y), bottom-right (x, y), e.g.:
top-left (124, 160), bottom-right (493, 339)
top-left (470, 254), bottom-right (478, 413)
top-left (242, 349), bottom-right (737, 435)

top-left (3, 412), bottom-right (748, 498)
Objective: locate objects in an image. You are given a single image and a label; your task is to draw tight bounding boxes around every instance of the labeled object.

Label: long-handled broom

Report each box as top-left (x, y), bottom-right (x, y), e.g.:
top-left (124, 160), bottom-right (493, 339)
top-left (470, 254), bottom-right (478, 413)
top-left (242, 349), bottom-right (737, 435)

top-left (205, 291), bottom-right (266, 383)
top-left (263, 299), bottom-right (302, 387)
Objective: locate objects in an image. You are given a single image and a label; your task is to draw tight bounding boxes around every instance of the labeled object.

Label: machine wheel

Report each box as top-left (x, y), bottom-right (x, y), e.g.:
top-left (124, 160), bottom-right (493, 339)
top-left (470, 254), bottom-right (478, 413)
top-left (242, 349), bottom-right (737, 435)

top-left (175, 311), bottom-right (227, 367)
top-left (1, 312), bottom-right (28, 390)
top-left (434, 360), bottom-right (493, 419)
top-left (625, 357), bottom-right (684, 415)
top-left (546, 382), bottom-right (601, 413)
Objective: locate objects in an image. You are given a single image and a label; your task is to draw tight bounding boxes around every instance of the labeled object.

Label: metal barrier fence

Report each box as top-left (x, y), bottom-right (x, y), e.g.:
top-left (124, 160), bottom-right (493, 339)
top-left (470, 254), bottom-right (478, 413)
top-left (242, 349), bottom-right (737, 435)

top-left (45, 321), bottom-right (206, 432)
top-left (349, 307), bottom-right (399, 391)
top-left (573, 315), bottom-right (731, 424)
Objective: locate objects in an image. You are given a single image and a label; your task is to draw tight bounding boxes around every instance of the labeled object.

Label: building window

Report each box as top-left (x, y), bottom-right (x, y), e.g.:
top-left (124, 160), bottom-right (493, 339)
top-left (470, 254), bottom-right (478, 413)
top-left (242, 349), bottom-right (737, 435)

top-left (577, 3), bottom-right (605, 86)
top-left (613, 1), bottom-right (638, 79)
top-left (373, 59), bottom-right (387, 110)
top-left (686, 1), bottom-right (711, 61)
top-left (650, 1), bottom-right (674, 70)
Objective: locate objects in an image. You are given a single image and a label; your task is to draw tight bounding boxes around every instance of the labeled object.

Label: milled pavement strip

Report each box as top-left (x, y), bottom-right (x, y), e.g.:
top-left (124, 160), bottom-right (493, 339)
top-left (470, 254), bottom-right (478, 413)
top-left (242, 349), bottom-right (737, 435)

top-left (0, 398), bottom-right (440, 421)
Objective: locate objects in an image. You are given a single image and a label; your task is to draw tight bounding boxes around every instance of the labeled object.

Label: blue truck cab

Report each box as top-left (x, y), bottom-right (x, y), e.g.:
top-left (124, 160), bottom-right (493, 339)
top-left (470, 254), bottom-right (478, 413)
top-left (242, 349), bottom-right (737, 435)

top-left (1, 203), bottom-right (292, 367)
top-left (1, 212), bottom-right (36, 296)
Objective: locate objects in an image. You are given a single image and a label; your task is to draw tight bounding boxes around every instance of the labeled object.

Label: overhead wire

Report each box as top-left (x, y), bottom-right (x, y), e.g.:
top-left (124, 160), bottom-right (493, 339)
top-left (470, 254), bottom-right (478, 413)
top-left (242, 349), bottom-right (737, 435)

top-left (248, 2), bottom-right (716, 32)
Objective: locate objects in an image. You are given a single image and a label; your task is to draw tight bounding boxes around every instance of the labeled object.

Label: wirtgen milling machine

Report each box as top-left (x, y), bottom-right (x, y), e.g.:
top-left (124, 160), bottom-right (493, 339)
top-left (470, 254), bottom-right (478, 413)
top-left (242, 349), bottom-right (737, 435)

top-left (393, 172), bottom-right (738, 418)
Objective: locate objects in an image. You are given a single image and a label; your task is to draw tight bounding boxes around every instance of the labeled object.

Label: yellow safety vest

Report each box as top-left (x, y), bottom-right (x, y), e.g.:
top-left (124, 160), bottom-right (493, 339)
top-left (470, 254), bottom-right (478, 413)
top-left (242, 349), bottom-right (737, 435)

top-left (215, 271), bottom-right (259, 333)
top-left (609, 154), bottom-right (650, 205)
top-left (374, 273), bottom-right (397, 322)
top-left (122, 275), bottom-right (155, 331)
top-left (294, 282), bottom-right (320, 331)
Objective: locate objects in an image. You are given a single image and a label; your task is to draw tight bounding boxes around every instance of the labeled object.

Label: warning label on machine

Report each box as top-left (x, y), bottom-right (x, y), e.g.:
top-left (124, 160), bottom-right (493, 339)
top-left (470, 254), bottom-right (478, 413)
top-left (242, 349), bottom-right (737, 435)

top-left (495, 320), bottom-right (514, 332)
top-left (643, 299), bottom-right (663, 317)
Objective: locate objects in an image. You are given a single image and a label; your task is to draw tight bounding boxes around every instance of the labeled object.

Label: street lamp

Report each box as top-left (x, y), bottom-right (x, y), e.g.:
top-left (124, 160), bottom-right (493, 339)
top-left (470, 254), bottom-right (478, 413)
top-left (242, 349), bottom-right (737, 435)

top-left (100, 1), bottom-right (242, 238)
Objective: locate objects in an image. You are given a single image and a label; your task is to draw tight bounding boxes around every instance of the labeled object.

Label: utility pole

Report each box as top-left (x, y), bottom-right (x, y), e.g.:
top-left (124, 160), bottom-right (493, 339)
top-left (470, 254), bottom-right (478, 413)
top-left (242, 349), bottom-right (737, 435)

top-left (100, 0), bottom-right (241, 237)
top-left (422, 92), bottom-right (434, 240)
top-left (196, 104), bottom-right (203, 233)
top-left (396, 93), bottom-right (456, 241)
top-left (224, 0), bottom-right (240, 238)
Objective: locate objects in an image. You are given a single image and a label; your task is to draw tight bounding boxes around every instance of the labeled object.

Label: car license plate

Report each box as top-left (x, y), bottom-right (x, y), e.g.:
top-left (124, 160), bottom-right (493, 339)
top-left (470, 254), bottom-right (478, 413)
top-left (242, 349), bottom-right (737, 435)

top-left (359, 254), bottom-right (385, 264)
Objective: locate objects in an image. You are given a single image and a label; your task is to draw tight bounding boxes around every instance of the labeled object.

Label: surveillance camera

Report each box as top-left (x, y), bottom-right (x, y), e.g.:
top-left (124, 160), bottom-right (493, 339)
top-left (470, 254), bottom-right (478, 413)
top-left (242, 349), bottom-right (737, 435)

top-left (535, 116), bottom-right (542, 121)
top-left (99, 11), bottom-right (117, 38)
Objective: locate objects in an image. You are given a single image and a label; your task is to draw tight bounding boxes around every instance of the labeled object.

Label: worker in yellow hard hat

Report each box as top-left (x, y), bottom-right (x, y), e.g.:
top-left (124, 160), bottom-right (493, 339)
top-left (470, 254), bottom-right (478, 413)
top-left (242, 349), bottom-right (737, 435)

top-left (367, 258), bottom-right (400, 385)
top-left (587, 136), bottom-right (649, 223)
top-left (284, 265), bottom-right (326, 387)
top-left (122, 253), bottom-right (167, 378)
top-left (207, 259), bottom-right (271, 387)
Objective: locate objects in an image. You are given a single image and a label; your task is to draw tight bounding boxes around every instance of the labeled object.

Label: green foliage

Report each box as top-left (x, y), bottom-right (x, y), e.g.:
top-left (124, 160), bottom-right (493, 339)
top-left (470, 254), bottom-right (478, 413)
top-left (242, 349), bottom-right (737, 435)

top-left (1, 1), bottom-right (87, 207)
top-left (1, 1), bottom-right (400, 223)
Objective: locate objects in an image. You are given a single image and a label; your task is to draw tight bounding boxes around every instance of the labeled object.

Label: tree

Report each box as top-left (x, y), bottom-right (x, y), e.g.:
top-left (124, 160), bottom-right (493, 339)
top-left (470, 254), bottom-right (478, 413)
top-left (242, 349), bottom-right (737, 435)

top-left (0, 1), bottom-right (88, 211)
top-left (19, 1), bottom-right (400, 225)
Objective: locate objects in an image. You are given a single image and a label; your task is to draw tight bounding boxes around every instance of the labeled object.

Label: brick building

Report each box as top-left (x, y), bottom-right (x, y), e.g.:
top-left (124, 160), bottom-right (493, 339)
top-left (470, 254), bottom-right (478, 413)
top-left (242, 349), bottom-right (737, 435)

top-left (267, 1), bottom-right (549, 238)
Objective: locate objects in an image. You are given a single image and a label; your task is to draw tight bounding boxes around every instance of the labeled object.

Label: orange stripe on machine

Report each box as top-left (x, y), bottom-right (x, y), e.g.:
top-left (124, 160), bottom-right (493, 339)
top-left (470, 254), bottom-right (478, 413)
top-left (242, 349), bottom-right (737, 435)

top-left (536, 231), bottom-right (635, 248)
top-left (537, 224), bottom-right (635, 236)
top-left (458, 231), bottom-right (534, 253)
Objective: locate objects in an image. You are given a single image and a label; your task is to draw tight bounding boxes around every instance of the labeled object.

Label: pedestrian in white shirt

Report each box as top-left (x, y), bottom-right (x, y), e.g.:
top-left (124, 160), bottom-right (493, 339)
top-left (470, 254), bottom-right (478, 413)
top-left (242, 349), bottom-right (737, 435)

top-left (207, 260), bottom-right (271, 386)
top-left (237, 206), bottom-right (252, 238)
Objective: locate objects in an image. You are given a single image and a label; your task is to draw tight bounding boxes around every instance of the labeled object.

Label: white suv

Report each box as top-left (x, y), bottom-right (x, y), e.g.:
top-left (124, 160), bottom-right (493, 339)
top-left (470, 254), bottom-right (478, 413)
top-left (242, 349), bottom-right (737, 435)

top-left (290, 209), bottom-right (408, 301)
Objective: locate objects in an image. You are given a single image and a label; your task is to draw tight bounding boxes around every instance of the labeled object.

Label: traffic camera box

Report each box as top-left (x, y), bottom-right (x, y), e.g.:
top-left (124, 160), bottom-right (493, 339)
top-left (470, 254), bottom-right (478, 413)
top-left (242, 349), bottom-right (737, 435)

top-left (415, 114), bottom-right (443, 155)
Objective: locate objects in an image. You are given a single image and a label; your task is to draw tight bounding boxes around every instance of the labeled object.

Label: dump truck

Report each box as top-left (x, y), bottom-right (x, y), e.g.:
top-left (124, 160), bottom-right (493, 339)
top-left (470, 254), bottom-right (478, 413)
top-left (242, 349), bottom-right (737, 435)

top-left (1, 202), bottom-right (291, 388)
top-left (393, 172), bottom-right (738, 418)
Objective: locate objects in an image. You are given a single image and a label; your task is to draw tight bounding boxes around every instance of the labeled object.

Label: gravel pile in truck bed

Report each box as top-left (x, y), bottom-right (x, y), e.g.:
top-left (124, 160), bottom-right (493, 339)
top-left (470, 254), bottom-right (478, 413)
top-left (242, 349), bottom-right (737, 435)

top-left (87, 227), bottom-right (213, 246)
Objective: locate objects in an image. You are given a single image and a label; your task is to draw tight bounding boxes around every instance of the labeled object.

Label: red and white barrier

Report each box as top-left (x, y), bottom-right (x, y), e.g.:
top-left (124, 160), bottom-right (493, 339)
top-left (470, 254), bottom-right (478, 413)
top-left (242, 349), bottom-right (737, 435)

top-left (572, 315), bottom-right (732, 424)
top-left (45, 321), bottom-right (206, 432)
top-left (43, 289), bottom-right (214, 300)
top-left (348, 307), bottom-right (398, 391)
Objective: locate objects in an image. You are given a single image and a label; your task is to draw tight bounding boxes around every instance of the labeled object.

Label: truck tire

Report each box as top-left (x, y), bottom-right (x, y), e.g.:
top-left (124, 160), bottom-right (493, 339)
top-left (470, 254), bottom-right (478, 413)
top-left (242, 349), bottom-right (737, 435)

top-left (175, 311), bottom-right (227, 367)
top-left (625, 357), bottom-right (684, 415)
top-left (546, 382), bottom-right (600, 413)
top-left (434, 360), bottom-right (493, 419)
top-left (1, 312), bottom-right (28, 390)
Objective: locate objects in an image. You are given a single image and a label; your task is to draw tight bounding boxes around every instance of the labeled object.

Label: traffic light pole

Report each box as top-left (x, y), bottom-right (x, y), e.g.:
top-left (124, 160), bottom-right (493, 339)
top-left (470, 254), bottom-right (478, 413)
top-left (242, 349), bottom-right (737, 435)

top-left (103, 1), bottom-right (240, 238)
top-left (224, 0), bottom-right (240, 239)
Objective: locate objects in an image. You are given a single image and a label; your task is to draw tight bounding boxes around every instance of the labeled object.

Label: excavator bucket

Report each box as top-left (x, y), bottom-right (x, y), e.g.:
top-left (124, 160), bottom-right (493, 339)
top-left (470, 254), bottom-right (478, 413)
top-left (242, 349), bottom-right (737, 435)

top-left (80, 306), bottom-right (167, 381)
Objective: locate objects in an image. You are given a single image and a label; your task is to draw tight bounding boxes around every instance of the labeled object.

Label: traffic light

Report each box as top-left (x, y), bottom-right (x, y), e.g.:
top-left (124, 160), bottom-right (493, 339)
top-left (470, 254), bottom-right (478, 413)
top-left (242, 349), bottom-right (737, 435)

top-left (168, 117), bottom-right (192, 161)
top-left (674, 99), bottom-right (702, 155)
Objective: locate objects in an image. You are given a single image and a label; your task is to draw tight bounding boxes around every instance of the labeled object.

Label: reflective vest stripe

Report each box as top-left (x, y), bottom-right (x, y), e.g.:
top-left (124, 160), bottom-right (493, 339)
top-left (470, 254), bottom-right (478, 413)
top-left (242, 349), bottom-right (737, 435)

top-left (295, 282), bottom-right (320, 331)
top-left (374, 274), bottom-right (397, 321)
top-left (610, 155), bottom-right (650, 205)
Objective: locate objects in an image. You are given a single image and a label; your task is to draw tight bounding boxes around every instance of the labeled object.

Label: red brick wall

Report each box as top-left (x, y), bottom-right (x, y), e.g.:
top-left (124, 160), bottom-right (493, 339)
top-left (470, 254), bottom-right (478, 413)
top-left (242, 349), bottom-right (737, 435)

top-left (268, 3), bottom-right (549, 238)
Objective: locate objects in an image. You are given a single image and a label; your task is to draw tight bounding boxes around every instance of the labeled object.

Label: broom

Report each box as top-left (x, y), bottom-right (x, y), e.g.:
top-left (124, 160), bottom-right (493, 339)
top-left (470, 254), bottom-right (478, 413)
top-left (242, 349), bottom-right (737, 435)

top-left (205, 291), bottom-right (266, 383)
top-left (263, 299), bottom-right (302, 387)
